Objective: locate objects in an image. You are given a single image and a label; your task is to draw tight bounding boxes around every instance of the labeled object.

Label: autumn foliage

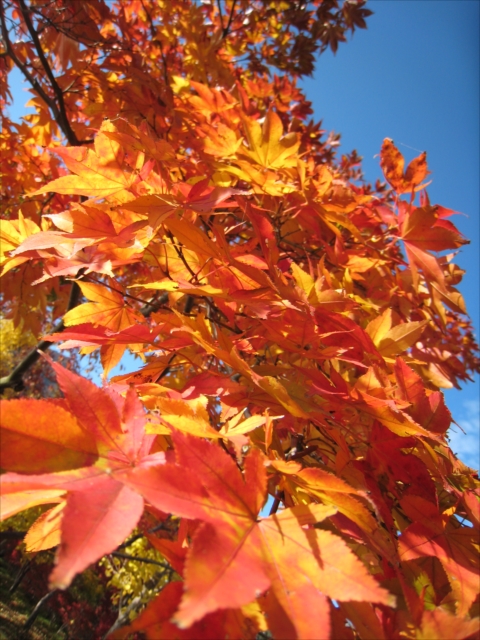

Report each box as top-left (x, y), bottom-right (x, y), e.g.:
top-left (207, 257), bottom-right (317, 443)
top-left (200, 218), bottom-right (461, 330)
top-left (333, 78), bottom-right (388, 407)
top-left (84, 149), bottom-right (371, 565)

top-left (1, 1), bottom-right (479, 638)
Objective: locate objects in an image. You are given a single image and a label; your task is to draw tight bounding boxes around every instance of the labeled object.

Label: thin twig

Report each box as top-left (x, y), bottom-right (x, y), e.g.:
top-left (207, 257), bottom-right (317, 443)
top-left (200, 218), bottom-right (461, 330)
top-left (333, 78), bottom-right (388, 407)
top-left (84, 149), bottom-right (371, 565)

top-left (216, 0), bottom-right (224, 27)
top-left (222, 0), bottom-right (237, 38)
top-left (9, 560), bottom-right (32, 594)
top-left (110, 551), bottom-right (170, 569)
top-left (269, 492), bottom-right (283, 516)
top-left (164, 229), bottom-right (198, 280)
top-left (140, 0), bottom-right (169, 87)
top-left (153, 352), bottom-right (177, 383)
top-left (287, 445), bottom-right (318, 461)
top-left (23, 589), bottom-right (58, 632)
top-left (118, 518), bottom-right (175, 550)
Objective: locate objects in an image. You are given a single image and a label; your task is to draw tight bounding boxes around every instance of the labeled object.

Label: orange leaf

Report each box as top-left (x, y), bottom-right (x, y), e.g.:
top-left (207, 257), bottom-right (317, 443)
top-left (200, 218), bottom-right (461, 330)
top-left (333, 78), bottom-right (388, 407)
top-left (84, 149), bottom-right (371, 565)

top-left (0, 490), bottom-right (65, 522)
top-left (64, 279), bottom-right (141, 331)
top-left (380, 138), bottom-right (405, 192)
top-left (417, 608), bottom-right (479, 640)
top-left (380, 139), bottom-right (430, 193)
top-left (0, 398), bottom-right (98, 473)
top-left (29, 121), bottom-right (137, 200)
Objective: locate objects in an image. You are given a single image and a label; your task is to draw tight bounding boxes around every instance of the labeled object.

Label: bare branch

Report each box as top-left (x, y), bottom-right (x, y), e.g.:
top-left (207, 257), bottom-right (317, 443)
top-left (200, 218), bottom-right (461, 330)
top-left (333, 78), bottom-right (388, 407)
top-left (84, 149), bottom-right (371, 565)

top-left (222, 0), bottom-right (237, 39)
top-left (17, 0), bottom-right (80, 145)
top-left (110, 551), bottom-right (170, 569)
top-left (23, 590), bottom-right (58, 633)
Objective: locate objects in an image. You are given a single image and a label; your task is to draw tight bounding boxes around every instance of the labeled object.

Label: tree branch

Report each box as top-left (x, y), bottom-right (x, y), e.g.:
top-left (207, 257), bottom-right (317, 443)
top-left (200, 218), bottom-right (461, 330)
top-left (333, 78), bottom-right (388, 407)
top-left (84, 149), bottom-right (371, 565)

top-left (216, 0), bottom-right (224, 28)
top-left (17, 0), bottom-right (80, 145)
top-left (222, 0), bottom-right (237, 38)
top-left (0, 3), bottom-right (57, 117)
top-left (269, 492), bottom-right (284, 516)
top-left (1, 0), bottom-right (92, 145)
top-left (110, 551), bottom-right (170, 569)
top-left (23, 589), bottom-right (58, 633)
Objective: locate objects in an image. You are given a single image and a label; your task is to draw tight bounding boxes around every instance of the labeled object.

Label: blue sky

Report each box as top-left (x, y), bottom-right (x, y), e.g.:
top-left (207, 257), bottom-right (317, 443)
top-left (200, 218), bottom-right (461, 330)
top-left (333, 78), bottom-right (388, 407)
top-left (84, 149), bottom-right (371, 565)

top-left (6, 1), bottom-right (479, 468)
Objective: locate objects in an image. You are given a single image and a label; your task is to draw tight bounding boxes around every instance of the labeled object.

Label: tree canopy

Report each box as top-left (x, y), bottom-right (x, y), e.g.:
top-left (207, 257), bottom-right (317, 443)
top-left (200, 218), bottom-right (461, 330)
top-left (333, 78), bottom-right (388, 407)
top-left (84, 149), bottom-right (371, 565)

top-left (1, 1), bottom-right (479, 638)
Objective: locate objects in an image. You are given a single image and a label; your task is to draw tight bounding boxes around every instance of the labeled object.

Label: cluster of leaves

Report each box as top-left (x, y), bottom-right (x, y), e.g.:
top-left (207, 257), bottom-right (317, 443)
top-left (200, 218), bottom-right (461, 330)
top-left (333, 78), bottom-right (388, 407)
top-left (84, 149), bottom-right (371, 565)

top-left (1, 1), bottom-right (479, 638)
top-left (0, 317), bottom-right (37, 385)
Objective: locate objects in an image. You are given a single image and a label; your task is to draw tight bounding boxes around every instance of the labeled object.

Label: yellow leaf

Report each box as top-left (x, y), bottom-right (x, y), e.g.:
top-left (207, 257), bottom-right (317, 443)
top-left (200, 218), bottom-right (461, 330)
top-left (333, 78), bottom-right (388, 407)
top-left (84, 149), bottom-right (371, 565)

top-left (122, 194), bottom-right (178, 228)
top-left (377, 320), bottom-right (428, 357)
top-left (239, 111), bottom-right (300, 169)
top-left (164, 217), bottom-right (221, 259)
top-left (257, 377), bottom-right (309, 419)
top-left (100, 342), bottom-right (127, 377)
top-left (29, 121), bottom-right (136, 201)
top-left (24, 502), bottom-right (65, 552)
top-left (220, 414), bottom-right (281, 437)
top-left (290, 263), bottom-right (315, 297)
top-left (155, 397), bottom-right (220, 439)
top-left (64, 280), bottom-right (141, 332)
top-left (365, 308), bottom-right (392, 346)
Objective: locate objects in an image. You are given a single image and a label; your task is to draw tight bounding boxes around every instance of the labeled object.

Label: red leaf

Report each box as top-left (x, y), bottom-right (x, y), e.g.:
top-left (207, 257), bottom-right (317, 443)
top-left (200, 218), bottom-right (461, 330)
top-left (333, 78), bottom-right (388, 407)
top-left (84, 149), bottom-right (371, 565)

top-left (50, 478), bottom-right (144, 588)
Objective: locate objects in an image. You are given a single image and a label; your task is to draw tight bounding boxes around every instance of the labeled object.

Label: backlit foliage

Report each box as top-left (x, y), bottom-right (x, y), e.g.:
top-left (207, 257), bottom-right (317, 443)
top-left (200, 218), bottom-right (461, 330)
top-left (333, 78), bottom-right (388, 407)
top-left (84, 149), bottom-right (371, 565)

top-left (0, 317), bottom-right (36, 375)
top-left (100, 534), bottom-right (174, 621)
top-left (1, 1), bottom-right (479, 638)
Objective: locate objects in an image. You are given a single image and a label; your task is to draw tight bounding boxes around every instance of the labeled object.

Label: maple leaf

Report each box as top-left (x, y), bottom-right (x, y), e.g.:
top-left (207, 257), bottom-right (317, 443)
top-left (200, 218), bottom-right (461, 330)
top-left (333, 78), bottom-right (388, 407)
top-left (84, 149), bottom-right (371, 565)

top-left (29, 121), bottom-right (138, 201)
top-left (63, 279), bottom-right (144, 332)
top-left (24, 502), bottom-right (65, 553)
top-left (201, 121), bottom-right (244, 158)
top-left (400, 205), bottom-right (468, 253)
top-left (120, 434), bottom-right (394, 637)
top-left (418, 608), bottom-right (480, 640)
top-left (394, 358), bottom-right (451, 433)
top-left (365, 308), bottom-right (428, 358)
top-left (395, 203), bottom-right (469, 297)
top-left (238, 110), bottom-right (300, 169)
top-left (380, 138), bottom-right (430, 193)
top-left (271, 462), bottom-right (381, 536)
top-left (0, 397), bottom-right (99, 474)
top-left (0, 211), bottom-right (41, 275)
top-left (123, 180), bottom-right (244, 228)
top-left (0, 490), bottom-right (66, 522)
top-left (0, 360), bottom-right (172, 588)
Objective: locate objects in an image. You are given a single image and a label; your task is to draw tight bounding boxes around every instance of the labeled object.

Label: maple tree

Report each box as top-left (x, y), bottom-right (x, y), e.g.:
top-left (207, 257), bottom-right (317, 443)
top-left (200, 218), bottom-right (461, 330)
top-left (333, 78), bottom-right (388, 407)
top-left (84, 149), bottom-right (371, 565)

top-left (1, 0), bottom-right (480, 638)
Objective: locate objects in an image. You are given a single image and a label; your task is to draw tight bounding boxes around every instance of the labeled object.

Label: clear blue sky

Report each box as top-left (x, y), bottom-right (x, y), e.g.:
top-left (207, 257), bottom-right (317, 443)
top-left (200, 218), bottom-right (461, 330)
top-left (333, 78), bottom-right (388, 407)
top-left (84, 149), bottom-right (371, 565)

top-left (6, 1), bottom-right (479, 468)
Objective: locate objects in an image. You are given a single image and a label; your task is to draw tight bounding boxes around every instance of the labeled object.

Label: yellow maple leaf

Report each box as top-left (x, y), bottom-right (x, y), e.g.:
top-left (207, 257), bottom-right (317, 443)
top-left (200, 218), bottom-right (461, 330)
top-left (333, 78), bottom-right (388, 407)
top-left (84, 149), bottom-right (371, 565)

top-left (238, 111), bottom-right (300, 170)
top-left (64, 280), bottom-right (142, 332)
top-left (29, 121), bottom-right (137, 202)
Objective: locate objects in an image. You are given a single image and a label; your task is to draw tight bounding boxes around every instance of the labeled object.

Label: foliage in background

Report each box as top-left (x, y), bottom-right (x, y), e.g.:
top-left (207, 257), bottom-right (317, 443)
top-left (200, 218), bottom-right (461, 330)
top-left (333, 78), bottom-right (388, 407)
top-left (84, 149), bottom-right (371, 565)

top-left (0, 316), bottom-right (71, 398)
top-left (0, 1), bottom-right (479, 639)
